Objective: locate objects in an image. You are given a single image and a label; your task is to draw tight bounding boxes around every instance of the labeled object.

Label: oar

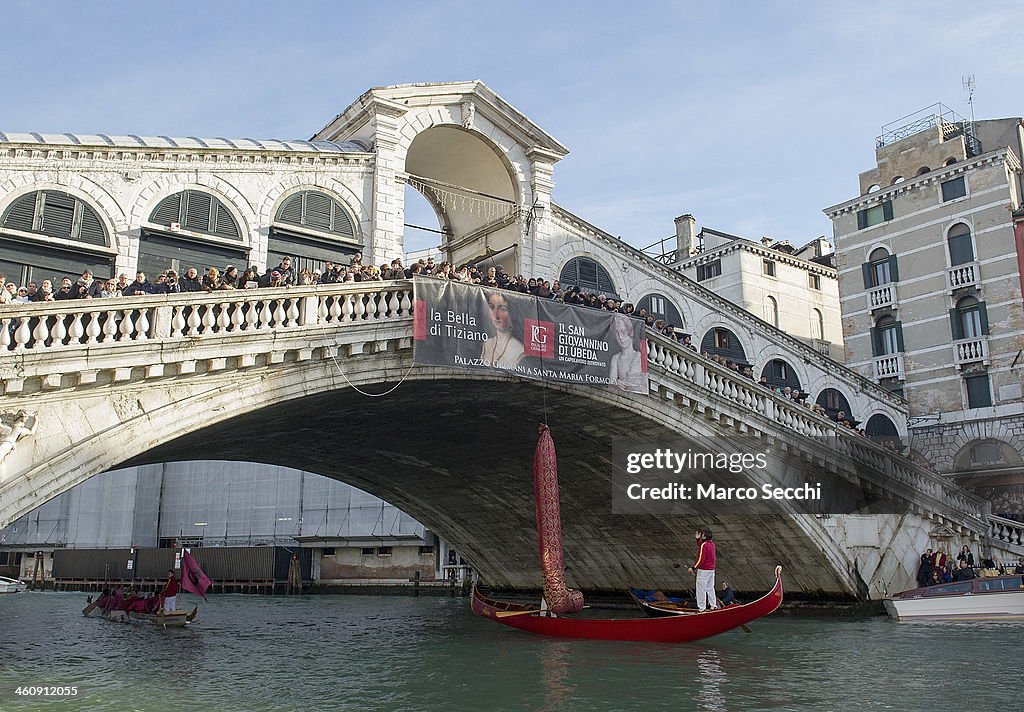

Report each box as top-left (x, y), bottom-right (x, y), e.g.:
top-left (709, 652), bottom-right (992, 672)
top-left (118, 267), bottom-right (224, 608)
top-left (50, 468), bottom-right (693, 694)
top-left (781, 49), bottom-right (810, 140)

top-left (83, 597), bottom-right (98, 616)
top-left (495, 609), bottom-right (543, 618)
top-left (495, 605), bottom-right (589, 618)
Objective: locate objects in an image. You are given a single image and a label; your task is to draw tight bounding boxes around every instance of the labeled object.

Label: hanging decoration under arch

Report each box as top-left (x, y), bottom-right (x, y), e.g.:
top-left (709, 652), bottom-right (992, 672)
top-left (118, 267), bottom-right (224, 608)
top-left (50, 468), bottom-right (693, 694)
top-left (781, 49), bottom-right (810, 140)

top-left (407, 174), bottom-right (520, 224)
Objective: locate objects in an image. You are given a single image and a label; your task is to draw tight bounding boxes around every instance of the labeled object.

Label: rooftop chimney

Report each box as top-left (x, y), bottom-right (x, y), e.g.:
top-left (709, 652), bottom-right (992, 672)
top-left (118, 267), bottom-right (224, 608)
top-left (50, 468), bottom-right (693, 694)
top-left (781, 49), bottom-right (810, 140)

top-left (674, 214), bottom-right (697, 258)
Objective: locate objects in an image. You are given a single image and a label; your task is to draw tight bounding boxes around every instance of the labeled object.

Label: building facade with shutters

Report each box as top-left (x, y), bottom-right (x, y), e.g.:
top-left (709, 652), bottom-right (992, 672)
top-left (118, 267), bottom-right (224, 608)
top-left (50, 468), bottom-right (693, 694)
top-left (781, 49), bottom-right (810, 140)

top-left (825, 107), bottom-right (1024, 512)
top-left (0, 135), bottom-right (369, 285)
top-left (644, 215), bottom-right (845, 362)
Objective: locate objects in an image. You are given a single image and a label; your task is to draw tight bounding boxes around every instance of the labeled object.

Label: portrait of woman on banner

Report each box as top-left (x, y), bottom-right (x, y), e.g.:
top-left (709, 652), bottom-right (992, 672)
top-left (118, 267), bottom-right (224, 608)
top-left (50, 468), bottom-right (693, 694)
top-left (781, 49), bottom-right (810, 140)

top-left (608, 314), bottom-right (645, 391)
top-left (481, 290), bottom-right (526, 368)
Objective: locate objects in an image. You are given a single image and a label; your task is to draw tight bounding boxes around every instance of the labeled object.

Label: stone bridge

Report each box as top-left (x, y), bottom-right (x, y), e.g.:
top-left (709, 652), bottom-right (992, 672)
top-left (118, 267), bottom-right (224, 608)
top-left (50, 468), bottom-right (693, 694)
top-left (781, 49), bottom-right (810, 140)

top-left (1, 282), bottom-right (1019, 599)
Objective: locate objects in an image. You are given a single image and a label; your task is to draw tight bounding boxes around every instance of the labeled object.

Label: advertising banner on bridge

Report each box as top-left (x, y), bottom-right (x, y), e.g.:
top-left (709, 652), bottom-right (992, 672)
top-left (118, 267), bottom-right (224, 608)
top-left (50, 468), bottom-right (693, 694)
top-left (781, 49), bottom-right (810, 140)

top-left (413, 277), bottom-right (648, 393)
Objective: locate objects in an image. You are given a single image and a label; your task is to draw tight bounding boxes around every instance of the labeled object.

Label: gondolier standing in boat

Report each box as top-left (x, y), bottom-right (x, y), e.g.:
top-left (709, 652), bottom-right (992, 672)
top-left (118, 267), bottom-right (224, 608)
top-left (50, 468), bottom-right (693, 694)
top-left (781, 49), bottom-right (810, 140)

top-left (161, 569), bottom-right (179, 612)
top-left (688, 528), bottom-right (718, 611)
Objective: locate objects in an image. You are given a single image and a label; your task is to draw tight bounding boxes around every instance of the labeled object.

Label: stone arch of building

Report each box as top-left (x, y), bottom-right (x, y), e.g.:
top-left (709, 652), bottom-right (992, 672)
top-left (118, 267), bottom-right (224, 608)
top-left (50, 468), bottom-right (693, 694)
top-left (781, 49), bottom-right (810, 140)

top-left (398, 121), bottom-right (530, 265)
top-left (395, 117), bottom-right (530, 207)
top-left (0, 175), bottom-right (129, 255)
top-left (131, 176), bottom-right (256, 242)
top-left (257, 177), bottom-right (368, 238)
top-left (950, 429), bottom-right (1024, 473)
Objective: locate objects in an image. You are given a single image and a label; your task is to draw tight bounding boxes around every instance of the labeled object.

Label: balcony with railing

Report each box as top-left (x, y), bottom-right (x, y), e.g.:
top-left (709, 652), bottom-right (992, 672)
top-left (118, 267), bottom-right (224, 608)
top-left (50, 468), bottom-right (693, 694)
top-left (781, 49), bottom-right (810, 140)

top-left (873, 354), bottom-right (905, 380)
top-left (867, 284), bottom-right (897, 311)
top-left (947, 262), bottom-right (980, 291)
top-left (954, 337), bottom-right (989, 367)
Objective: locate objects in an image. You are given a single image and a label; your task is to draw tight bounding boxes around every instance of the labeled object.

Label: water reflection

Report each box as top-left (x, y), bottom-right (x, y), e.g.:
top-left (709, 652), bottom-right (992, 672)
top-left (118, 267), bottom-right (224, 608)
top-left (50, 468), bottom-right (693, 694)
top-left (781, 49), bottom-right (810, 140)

top-left (538, 640), bottom-right (577, 712)
top-left (697, 649), bottom-right (727, 711)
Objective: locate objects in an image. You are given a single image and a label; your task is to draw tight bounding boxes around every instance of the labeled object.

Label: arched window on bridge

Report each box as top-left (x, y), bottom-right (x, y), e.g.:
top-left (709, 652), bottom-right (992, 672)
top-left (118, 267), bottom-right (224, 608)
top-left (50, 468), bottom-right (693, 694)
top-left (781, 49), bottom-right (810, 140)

top-left (0, 190), bottom-right (114, 285)
top-left (560, 256), bottom-right (617, 297)
top-left (636, 293), bottom-right (683, 328)
top-left (865, 413), bottom-right (899, 438)
top-left (141, 190), bottom-right (248, 277)
top-left (761, 359), bottom-right (800, 391)
top-left (700, 327), bottom-right (748, 366)
top-left (816, 388), bottom-right (853, 423)
top-left (270, 190), bottom-right (363, 273)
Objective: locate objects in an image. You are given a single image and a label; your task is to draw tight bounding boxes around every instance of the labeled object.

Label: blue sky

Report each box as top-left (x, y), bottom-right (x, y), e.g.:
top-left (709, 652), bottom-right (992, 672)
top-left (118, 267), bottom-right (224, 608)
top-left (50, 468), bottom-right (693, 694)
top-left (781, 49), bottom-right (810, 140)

top-left (3, 0), bottom-right (1023, 254)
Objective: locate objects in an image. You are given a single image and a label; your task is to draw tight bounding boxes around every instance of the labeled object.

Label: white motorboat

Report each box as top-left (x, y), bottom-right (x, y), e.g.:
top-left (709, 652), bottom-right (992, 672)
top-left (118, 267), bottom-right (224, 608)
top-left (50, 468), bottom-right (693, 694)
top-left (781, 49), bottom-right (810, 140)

top-left (884, 573), bottom-right (1024, 621)
top-left (0, 575), bottom-right (28, 594)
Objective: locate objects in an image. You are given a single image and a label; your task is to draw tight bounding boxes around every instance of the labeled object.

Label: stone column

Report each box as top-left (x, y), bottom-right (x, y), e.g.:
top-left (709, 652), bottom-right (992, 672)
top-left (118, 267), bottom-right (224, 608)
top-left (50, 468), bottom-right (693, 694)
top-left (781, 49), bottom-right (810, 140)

top-left (524, 147), bottom-right (562, 277)
top-left (367, 103), bottom-right (409, 267)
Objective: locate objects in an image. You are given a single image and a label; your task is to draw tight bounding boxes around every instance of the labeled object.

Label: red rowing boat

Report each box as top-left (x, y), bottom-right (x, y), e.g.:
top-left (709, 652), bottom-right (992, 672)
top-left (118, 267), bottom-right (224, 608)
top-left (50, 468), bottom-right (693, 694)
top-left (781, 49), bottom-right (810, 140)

top-left (472, 565), bottom-right (783, 642)
top-left (471, 424), bottom-right (784, 641)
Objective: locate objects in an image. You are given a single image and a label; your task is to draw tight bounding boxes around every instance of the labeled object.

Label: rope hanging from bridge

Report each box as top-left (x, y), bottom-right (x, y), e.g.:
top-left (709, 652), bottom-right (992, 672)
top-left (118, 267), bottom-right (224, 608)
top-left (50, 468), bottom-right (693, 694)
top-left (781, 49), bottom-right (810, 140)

top-left (317, 317), bottom-right (416, 398)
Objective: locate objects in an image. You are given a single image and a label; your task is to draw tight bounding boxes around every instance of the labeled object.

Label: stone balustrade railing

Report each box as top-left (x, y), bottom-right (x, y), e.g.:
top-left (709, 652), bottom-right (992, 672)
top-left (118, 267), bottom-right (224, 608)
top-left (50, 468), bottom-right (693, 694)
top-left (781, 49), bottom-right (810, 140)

top-left (954, 336), bottom-right (989, 367)
top-left (989, 514), bottom-right (1024, 549)
top-left (645, 332), bottom-right (987, 528)
top-left (868, 284), bottom-right (897, 310)
top-left (873, 354), bottom-right (905, 379)
top-left (947, 262), bottom-right (979, 290)
top-left (0, 282), bottom-right (415, 353)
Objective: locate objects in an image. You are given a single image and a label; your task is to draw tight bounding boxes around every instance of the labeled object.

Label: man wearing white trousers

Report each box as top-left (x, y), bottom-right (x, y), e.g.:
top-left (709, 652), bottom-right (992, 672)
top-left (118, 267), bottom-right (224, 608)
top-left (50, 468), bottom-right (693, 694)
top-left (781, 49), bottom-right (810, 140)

top-left (688, 528), bottom-right (717, 611)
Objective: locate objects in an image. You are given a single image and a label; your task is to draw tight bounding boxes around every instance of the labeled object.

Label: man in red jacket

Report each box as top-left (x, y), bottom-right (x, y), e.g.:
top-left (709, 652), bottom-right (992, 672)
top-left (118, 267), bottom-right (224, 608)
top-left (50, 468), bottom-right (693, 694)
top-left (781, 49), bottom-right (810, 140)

top-left (688, 528), bottom-right (718, 611)
top-left (161, 569), bottom-right (179, 612)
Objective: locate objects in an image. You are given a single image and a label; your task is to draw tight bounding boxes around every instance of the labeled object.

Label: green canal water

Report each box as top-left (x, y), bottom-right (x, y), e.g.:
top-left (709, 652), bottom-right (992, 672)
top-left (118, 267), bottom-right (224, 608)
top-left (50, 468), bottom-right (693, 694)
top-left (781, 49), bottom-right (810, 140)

top-left (1, 592), bottom-right (1020, 711)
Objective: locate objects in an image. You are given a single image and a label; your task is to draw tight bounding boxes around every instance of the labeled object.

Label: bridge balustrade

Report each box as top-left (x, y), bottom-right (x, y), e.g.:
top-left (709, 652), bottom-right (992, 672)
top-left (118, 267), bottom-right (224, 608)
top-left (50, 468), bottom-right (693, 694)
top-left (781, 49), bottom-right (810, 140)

top-left (0, 282), bottom-right (415, 351)
top-left (646, 332), bottom-right (987, 527)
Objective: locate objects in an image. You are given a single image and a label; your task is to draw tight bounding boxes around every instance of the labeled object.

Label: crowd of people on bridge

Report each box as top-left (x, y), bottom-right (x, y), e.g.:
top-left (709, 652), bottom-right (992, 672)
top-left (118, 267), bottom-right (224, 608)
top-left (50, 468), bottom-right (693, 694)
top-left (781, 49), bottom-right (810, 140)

top-left (916, 545), bottom-right (1024, 588)
top-left (3, 253), bottom-right (874, 430)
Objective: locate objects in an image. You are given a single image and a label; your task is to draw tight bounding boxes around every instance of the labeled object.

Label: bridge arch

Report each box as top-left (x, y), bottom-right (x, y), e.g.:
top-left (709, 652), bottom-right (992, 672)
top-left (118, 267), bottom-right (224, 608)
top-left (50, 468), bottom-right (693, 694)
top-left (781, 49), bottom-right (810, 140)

top-left (559, 255), bottom-right (618, 296)
top-left (700, 326), bottom-right (748, 365)
top-left (635, 292), bottom-right (684, 328)
top-left (0, 348), bottom-right (861, 596)
top-left (816, 387), bottom-right (853, 421)
top-left (761, 358), bottom-right (801, 391)
top-left (401, 123), bottom-right (526, 268)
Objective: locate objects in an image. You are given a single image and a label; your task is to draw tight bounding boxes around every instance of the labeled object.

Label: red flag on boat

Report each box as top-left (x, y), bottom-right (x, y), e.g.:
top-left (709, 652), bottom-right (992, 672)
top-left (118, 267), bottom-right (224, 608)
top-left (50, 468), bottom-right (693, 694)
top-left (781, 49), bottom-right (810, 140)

top-left (180, 549), bottom-right (211, 600)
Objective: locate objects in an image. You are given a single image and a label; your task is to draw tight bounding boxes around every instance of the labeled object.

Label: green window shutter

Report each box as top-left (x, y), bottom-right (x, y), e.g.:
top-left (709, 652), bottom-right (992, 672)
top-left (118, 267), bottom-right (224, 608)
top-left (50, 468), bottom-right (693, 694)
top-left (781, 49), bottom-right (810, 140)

top-left (895, 322), bottom-right (905, 352)
top-left (183, 191), bottom-right (212, 232)
top-left (882, 200), bottom-right (893, 221)
top-left (151, 193), bottom-right (183, 225)
top-left (857, 209), bottom-right (868, 230)
top-left (888, 254), bottom-right (899, 282)
top-left (331, 203), bottom-right (354, 238)
top-left (862, 262), bottom-right (873, 289)
top-left (870, 326), bottom-right (882, 357)
top-left (949, 309), bottom-right (964, 340)
top-left (304, 192), bottom-right (333, 231)
top-left (978, 302), bottom-right (990, 335)
top-left (213, 201), bottom-right (240, 239)
top-left (39, 191), bottom-right (75, 239)
top-left (278, 194), bottom-right (303, 225)
top-left (2, 193), bottom-right (37, 232)
top-left (79, 206), bottom-right (107, 246)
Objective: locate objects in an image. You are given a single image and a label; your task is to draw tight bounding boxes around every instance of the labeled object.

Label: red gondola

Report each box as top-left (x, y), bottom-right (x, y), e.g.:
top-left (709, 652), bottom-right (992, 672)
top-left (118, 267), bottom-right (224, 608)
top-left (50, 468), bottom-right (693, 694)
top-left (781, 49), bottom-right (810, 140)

top-left (472, 565), bottom-right (783, 643)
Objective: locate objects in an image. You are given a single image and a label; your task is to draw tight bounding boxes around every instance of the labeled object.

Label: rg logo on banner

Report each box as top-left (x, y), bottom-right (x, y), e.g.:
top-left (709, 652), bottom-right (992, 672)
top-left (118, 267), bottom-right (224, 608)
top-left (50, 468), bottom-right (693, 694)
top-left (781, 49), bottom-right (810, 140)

top-left (524, 319), bottom-right (555, 358)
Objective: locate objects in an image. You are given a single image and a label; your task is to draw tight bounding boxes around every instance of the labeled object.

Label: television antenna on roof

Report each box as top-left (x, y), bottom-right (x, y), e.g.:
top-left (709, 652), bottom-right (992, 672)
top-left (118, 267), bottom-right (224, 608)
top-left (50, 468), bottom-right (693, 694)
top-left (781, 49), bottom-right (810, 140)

top-left (962, 74), bottom-right (976, 123)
